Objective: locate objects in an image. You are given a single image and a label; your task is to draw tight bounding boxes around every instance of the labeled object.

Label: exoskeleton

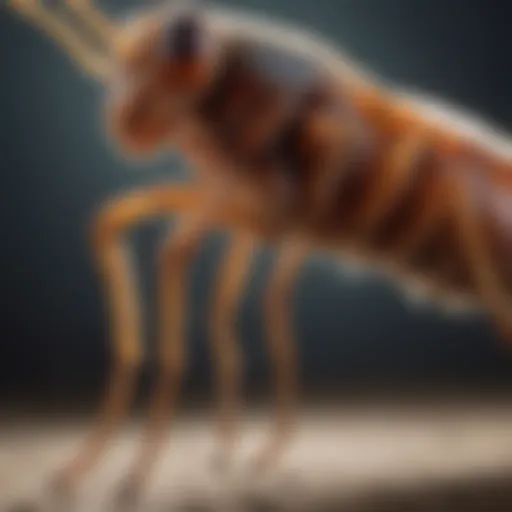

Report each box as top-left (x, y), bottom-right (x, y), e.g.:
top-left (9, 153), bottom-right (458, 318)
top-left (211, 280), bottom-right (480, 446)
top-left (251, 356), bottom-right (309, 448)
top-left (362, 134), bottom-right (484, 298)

top-left (5, 0), bottom-right (512, 505)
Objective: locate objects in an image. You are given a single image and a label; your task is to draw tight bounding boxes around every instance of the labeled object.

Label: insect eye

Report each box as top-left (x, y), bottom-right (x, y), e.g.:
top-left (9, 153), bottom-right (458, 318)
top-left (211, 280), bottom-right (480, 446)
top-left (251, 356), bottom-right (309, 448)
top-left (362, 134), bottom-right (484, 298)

top-left (164, 14), bottom-right (204, 62)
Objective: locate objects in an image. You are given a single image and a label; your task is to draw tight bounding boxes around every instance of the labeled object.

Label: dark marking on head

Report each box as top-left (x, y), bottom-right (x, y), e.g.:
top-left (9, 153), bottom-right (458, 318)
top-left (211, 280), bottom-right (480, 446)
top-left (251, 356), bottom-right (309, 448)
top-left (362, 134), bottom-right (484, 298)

top-left (163, 10), bottom-right (208, 65)
top-left (167, 15), bottom-right (201, 61)
top-left (156, 7), bottom-right (220, 97)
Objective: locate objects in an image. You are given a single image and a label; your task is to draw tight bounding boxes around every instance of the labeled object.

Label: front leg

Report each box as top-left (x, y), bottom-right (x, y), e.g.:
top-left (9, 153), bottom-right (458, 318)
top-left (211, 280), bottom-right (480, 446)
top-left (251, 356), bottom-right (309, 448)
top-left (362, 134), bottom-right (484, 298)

top-left (50, 220), bottom-right (142, 501)
top-left (115, 204), bottom-right (220, 506)
top-left (48, 184), bottom-right (204, 499)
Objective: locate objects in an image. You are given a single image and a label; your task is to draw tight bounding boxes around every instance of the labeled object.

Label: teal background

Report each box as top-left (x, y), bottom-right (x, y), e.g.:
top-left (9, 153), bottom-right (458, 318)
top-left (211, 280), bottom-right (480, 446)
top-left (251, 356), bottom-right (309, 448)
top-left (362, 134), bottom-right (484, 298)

top-left (1, 0), bottom-right (511, 402)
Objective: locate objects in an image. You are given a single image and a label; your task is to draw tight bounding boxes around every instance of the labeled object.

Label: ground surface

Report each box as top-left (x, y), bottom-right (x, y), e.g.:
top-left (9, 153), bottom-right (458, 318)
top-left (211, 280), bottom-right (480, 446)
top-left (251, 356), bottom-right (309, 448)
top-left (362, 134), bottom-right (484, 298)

top-left (2, 397), bottom-right (512, 511)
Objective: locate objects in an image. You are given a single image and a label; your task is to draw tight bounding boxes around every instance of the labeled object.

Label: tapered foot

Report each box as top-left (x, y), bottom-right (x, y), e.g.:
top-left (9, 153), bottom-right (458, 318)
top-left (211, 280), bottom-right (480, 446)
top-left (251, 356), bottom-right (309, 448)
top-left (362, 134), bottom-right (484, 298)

top-left (246, 431), bottom-right (292, 476)
top-left (209, 443), bottom-right (235, 476)
top-left (5, 500), bottom-right (41, 512)
top-left (46, 471), bottom-right (76, 508)
top-left (113, 474), bottom-right (143, 512)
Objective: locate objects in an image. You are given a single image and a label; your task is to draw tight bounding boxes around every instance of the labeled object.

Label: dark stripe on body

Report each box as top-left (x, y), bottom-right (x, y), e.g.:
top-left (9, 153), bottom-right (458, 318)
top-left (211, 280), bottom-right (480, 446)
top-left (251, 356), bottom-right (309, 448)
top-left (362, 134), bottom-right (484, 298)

top-left (402, 148), bottom-right (477, 296)
top-left (371, 146), bottom-right (440, 251)
top-left (196, 43), bottom-right (333, 187)
top-left (329, 133), bottom-right (390, 238)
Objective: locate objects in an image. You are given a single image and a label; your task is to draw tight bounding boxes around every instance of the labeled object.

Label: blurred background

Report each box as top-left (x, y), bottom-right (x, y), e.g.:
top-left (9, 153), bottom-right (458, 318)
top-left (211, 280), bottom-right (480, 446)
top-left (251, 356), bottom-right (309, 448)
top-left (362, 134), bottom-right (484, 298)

top-left (1, 1), bottom-right (512, 510)
top-left (1, 0), bottom-right (512, 406)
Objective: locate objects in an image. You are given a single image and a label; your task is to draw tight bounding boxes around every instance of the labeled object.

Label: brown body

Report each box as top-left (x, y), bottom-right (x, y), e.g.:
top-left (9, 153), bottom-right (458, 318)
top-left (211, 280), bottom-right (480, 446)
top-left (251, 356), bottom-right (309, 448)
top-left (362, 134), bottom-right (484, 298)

top-left (190, 65), bottom-right (512, 310)
top-left (6, 1), bottom-right (512, 507)
top-left (110, 9), bottom-right (512, 314)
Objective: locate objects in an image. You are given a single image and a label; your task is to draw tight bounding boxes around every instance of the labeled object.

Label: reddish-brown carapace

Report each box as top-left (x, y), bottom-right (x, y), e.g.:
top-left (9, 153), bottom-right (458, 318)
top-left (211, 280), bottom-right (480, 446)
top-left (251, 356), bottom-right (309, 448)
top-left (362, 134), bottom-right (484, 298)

top-left (6, 0), bottom-right (512, 505)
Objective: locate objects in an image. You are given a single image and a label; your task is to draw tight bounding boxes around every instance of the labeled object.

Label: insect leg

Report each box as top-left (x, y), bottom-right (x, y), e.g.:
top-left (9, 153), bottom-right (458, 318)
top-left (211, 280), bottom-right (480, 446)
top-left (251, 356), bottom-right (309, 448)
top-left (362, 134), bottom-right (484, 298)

top-left (114, 208), bottom-right (219, 506)
top-left (51, 238), bottom-right (141, 499)
top-left (209, 233), bottom-right (257, 472)
top-left (249, 242), bottom-right (306, 473)
top-left (48, 185), bottom-right (203, 497)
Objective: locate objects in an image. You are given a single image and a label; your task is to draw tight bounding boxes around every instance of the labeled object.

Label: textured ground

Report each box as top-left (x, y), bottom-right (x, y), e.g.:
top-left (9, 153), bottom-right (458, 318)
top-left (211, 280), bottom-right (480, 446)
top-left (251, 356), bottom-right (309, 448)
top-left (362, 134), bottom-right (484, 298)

top-left (2, 398), bottom-right (512, 511)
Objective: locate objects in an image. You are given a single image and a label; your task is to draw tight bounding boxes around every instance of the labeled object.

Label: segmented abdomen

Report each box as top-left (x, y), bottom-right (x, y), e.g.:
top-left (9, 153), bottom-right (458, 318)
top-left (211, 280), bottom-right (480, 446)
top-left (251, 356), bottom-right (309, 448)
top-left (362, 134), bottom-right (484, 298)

top-left (328, 91), bottom-right (512, 308)
top-left (193, 37), bottom-right (512, 311)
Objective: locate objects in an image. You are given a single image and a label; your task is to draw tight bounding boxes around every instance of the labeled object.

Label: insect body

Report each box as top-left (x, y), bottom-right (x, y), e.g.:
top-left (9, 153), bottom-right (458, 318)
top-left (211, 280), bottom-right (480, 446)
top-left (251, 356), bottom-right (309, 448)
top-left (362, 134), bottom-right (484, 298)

top-left (110, 4), bottom-right (512, 321)
top-left (5, 0), bottom-right (512, 505)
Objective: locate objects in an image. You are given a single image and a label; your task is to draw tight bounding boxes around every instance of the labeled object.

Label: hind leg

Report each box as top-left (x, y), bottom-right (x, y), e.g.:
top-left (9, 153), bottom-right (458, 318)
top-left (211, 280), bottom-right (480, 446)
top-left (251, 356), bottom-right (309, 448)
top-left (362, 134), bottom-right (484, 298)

top-left (113, 209), bottom-right (218, 506)
top-left (209, 234), bottom-right (257, 473)
top-left (249, 242), bottom-right (306, 473)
